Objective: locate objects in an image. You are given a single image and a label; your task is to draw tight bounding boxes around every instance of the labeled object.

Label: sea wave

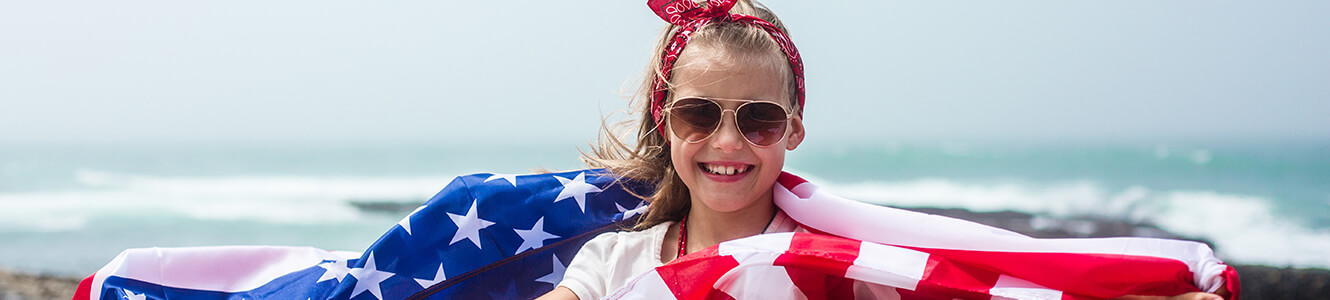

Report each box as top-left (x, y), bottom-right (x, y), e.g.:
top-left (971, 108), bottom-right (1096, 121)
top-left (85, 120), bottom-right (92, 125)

top-left (812, 176), bottom-right (1330, 269)
top-left (0, 169), bottom-right (453, 231)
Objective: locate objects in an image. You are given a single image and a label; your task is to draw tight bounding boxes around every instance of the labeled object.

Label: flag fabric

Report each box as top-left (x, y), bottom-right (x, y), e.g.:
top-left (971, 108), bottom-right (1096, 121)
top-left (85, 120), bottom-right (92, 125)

top-left (602, 173), bottom-right (1242, 299)
top-left (76, 169), bottom-right (650, 300)
top-left (75, 169), bottom-right (1239, 300)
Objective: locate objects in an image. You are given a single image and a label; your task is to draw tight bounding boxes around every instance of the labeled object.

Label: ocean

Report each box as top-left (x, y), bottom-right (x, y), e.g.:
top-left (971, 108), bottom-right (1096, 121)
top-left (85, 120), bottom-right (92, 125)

top-left (1, 139), bottom-right (1327, 276)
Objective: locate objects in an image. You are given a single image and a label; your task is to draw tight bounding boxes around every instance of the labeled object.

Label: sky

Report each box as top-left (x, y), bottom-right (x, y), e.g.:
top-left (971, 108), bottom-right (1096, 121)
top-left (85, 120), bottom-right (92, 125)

top-left (2, 0), bottom-right (1327, 145)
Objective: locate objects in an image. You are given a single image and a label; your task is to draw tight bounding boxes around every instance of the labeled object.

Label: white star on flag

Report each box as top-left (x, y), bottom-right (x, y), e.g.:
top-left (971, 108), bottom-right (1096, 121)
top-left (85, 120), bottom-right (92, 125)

top-left (447, 199), bottom-right (497, 249)
top-left (123, 290), bottom-right (146, 300)
top-left (398, 205), bottom-right (428, 235)
top-left (349, 252), bottom-right (395, 300)
top-left (535, 254), bottom-right (567, 286)
top-left (513, 217), bottom-right (560, 254)
top-left (414, 263), bottom-right (447, 288)
top-left (315, 259), bottom-right (349, 283)
top-left (616, 201), bottom-right (646, 220)
top-left (484, 173), bottom-right (519, 187)
top-left (554, 172), bottom-right (603, 213)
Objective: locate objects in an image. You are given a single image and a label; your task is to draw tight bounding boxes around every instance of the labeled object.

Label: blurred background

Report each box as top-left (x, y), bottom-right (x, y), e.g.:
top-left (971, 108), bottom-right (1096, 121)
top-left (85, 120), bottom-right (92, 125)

top-left (1, 0), bottom-right (1327, 285)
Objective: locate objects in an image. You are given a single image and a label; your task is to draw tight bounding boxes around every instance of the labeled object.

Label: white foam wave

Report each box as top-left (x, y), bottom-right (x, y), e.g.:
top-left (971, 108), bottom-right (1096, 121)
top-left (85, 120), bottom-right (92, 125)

top-left (814, 177), bottom-right (1330, 269)
top-left (0, 169), bottom-right (454, 232)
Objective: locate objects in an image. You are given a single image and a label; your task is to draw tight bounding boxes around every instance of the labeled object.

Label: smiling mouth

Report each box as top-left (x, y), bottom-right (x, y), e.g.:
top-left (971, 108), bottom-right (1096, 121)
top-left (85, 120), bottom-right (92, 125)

top-left (700, 163), bottom-right (753, 176)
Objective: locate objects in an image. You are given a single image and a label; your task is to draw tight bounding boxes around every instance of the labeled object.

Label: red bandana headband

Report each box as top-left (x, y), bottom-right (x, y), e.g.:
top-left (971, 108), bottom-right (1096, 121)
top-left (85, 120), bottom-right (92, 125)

top-left (646, 0), bottom-right (806, 142)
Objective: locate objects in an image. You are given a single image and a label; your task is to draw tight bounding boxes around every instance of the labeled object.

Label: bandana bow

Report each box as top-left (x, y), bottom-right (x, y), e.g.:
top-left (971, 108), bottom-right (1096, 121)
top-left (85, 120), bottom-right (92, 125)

top-left (645, 0), bottom-right (806, 142)
top-left (649, 0), bottom-right (738, 24)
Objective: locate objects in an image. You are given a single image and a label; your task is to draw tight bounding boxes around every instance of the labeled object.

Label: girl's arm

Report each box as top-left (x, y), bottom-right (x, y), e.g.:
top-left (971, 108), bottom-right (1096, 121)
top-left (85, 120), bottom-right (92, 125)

top-left (1112, 291), bottom-right (1226, 300)
top-left (1115, 281), bottom-right (1232, 300)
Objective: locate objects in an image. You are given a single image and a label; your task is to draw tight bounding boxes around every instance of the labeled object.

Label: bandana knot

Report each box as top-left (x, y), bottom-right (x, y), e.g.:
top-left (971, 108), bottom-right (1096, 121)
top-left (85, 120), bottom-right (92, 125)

top-left (649, 0), bottom-right (738, 25)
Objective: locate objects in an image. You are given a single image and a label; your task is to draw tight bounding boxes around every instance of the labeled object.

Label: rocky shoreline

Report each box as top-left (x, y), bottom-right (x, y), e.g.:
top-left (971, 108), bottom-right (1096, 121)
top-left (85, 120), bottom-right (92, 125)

top-left (0, 269), bottom-right (80, 300)
top-left (5, 205), bottom-right (1326, 299)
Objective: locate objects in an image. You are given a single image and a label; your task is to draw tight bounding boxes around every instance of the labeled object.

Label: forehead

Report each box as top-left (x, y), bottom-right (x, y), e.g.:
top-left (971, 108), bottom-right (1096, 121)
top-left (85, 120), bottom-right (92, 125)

top-left (671, 46), bottom-right (790, 103)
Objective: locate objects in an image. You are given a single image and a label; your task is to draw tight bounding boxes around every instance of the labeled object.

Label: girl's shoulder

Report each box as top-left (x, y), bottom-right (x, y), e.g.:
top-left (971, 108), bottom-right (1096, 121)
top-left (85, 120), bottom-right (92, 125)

top-left (580, 221), bottom-right (673, 259)
top-left (562, 221), bottom-right (674, 300)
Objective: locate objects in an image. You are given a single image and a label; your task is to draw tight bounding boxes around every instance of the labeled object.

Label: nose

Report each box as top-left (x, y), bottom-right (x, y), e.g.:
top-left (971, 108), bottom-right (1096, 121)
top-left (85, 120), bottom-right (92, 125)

top-left (708, 110), bottom-right (745, 153)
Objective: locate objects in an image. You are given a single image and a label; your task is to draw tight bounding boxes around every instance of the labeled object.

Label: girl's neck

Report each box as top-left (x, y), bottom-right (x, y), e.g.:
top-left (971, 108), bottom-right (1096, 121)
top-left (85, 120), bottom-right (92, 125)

top-left (681, 198), bottom-right (777, 254)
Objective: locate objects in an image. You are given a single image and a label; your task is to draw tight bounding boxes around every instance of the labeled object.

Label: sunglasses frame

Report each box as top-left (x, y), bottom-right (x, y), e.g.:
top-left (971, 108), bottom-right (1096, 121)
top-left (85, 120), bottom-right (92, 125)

top-left (662, 96), bottom-right (797, 148)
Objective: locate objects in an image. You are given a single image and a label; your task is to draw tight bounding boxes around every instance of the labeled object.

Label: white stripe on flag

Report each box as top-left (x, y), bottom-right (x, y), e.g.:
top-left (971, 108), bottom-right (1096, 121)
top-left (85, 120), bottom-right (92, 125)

top-left (846, 241), bottom-right (929, 291)
top-left (717, 265), bottom-right (806, 300)
top-left (988, 274), bottom-right (1063, 300)
top-left (91, 246), bottom-right (354, 300)
top-left (715, 233), bottom-right (803, 299)
top-left (717, 232), bottom-right (794, 256)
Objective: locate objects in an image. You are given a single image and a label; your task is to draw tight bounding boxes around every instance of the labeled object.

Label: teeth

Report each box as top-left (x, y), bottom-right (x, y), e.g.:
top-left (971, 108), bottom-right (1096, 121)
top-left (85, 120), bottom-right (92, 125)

top-left (704, 164), bottom-right (748, 175)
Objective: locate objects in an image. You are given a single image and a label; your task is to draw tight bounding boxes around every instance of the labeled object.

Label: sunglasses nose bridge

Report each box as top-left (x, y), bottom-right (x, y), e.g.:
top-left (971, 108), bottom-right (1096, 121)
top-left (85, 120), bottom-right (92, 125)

top-left (719, 108), bottom-right (738, 122)
top-left (706, 108), bottom-right (749, 148)
top-left (714, 107), bottom-right (748, 134)
top-left (720, 108), bottom-right (739, 127)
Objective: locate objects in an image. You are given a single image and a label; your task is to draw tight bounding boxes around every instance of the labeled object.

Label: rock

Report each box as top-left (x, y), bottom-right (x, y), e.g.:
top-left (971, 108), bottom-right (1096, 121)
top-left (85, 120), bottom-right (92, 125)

top-left (1232, 265), bottom-right (1330, 300)
top-left (0, 269), bottom-right (80, 300)
top-left (348, 199), bottom-right (425, 215)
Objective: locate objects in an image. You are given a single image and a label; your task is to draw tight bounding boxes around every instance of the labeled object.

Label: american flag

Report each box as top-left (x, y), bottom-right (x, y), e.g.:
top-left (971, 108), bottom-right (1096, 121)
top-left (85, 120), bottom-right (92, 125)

top-left (75, 169), bottom-right (1239, 299)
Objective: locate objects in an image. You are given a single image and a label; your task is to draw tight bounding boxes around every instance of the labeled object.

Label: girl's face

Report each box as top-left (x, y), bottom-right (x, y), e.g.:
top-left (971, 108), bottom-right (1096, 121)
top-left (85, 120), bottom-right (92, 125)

top-left (667, 49), bottom-right (805, 216)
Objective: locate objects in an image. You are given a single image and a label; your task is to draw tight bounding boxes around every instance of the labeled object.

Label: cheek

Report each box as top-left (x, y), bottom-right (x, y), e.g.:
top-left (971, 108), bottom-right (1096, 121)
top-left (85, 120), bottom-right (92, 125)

top-left (670, 148), bottom-right (685, 170)
top-left (757, 148), bottom-right (786, 172)
top-left (669, 143), bottom-right (696, 175)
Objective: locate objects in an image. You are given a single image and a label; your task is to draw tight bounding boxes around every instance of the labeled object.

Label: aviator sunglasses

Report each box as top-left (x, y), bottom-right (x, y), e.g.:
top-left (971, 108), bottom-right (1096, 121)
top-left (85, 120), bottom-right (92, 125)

top-left (663, 97), bottom-right (795, 147)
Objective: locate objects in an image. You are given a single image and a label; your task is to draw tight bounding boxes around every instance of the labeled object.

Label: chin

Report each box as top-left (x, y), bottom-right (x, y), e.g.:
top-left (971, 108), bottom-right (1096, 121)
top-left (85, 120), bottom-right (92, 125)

top-left (697, 194), bottom-right (759, 213)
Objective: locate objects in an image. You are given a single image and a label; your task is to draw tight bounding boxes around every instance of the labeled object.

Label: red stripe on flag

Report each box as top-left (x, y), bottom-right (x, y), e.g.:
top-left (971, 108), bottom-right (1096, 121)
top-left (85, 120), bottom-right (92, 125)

top-left (1221, 265), bottom-right (1241, 300)
top-left (781, 269), bottom-right (856, 300)
top-left (776, 172), bottom-right (808, 193)
top-left (702, 288), bottom-right (737, 300)
top-left (656, 247), bottom-right (741, 300)
top-left (73, 274), bottom-right (93, 300)
top-left (775, 233), bottom-right (859, 277)
top-left (919, 248), bottom-right (1201, 298)
top-left (775, 234), bottom-right (860, 299)
top-left (707, 288), bottom-right (739, 300)
top-left (906, 253), bottom-right (1002, 299)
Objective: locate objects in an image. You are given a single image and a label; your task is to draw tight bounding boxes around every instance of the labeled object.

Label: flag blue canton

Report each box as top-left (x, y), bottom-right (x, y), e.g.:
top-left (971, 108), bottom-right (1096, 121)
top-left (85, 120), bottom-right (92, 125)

top-left (87, 169), bottom-right (649, 300)
top-left (330, 169), bottom-right (649, 300)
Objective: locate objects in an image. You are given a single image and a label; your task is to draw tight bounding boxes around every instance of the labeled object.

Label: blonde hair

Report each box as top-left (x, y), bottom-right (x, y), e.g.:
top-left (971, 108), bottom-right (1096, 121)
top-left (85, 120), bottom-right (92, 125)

top-left (582, 0), bottom-right (801, 230)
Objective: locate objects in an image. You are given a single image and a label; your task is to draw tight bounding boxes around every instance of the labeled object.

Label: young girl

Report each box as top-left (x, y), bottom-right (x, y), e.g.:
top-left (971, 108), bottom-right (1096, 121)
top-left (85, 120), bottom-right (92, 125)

top-left (541, 1), bottom-right (1226, 299)
top-left (540, 1), bottom-right (805, 299)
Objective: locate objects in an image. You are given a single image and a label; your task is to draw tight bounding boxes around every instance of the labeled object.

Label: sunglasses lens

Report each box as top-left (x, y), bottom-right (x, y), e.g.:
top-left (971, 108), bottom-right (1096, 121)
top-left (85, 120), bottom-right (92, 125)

top-left (668, 98), bottom-right (721, 143)
top-left (737, 102), bottom-right (789, 146)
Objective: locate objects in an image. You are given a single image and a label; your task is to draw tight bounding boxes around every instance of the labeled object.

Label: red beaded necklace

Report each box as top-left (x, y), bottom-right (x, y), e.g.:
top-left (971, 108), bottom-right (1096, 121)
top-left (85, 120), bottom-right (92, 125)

top-left (676, 212), bottom-right (778, 259)
top-left (677, 215), bottom-right (689, 259)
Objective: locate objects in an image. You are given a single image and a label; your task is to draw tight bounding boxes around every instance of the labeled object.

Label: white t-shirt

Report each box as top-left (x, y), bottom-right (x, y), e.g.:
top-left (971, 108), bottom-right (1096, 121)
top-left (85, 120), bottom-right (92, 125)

top-left (558, 211), bottom-right (802, 300)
